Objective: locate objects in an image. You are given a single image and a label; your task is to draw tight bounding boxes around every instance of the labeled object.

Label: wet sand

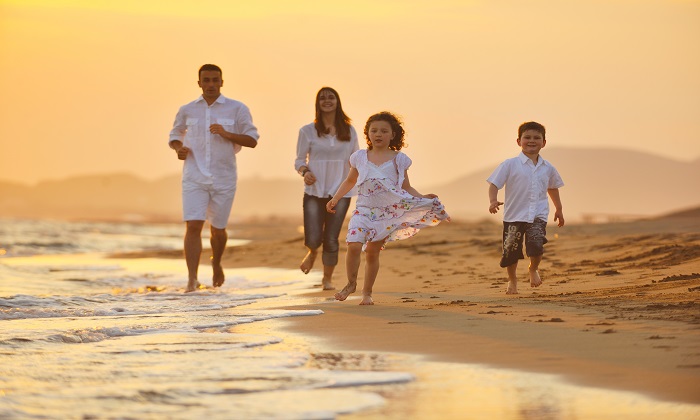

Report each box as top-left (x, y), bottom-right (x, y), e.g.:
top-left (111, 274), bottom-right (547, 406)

top-left (133, 215), bottom-right (700, 407)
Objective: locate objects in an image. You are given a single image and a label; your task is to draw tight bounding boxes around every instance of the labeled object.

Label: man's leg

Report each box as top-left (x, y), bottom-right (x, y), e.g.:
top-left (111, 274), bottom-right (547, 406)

top-left (210, 226), bottom-right (227, 287)
top-left (185, 220), bottom-right (205, 292)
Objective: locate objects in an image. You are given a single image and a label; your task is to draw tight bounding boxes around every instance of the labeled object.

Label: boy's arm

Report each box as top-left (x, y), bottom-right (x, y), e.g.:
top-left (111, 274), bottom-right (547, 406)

top-left (548, 188), bottom-right (565, 227)
top-left (488, 183), bottom-right (503, 214)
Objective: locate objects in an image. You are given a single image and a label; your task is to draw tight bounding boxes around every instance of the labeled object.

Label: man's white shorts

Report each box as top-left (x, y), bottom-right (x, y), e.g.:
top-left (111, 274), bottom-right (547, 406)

top-left (182, 180), bottom-right (236, 229)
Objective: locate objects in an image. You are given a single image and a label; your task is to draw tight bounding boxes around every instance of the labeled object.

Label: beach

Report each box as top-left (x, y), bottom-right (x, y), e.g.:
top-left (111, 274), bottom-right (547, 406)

top-left (214, 215), bottom-right (700, 412)
top-left (2, 216), bottom-right (699, 418)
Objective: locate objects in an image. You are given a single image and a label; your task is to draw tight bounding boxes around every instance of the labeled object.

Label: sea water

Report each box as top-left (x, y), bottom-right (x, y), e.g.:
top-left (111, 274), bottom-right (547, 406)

top-left (1, 219), bottom-right (698, 419)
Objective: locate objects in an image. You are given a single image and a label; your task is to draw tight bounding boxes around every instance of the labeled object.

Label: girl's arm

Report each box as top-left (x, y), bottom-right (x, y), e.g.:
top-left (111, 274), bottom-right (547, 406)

top-left (402, 171), bottom-right (437, 199)
top-left (326, 167), bottom-right (359, 213)
top-left (548, 188), bottom-right (565, 227)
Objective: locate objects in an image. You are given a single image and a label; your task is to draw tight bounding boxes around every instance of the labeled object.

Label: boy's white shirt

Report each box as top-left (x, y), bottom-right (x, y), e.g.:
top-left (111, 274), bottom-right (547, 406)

top-left (487, 152), bottom-right (564, 223)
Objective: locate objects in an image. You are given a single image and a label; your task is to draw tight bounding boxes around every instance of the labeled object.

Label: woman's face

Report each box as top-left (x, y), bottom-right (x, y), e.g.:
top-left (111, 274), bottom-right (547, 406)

top-left (318, 90), bottom-right (338, 114)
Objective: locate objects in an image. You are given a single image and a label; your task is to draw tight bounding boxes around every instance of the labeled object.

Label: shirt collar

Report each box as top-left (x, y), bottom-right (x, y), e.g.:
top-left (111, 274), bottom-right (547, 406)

top-left (195, 95), bottom-right (227, 104)
top-left (518, 152), bottom-right (547, 167)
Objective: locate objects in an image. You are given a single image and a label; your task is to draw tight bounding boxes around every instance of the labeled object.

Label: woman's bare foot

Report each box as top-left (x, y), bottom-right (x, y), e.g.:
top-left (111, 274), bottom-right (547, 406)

top-left (334, 282), bottom-right (357, 301)
top-left (322, 280), bottom-right (336, 290)
top-left (505, 279), bottom-right (518, 295)
top-left (300, 251), bottom-right (317, 274)
top-left (359, 294), bottom-right (374, 305)
top-left (529, 269), bottom-right (542, 287)
top-left (213, 264), bottom-right (225, 287)
top-left (185, 279), bottom-right (200, 293)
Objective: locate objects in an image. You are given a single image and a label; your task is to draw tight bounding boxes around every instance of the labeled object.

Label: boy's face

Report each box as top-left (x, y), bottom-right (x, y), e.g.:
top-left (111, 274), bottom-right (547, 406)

top-left (198, 70), bottom-right (223, 101)
top-left (517, 129), bottom-right (546, 156)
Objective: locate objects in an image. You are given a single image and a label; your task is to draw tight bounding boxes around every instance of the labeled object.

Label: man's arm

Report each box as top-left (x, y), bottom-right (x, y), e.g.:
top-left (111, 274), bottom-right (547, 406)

top-left (209, 125), bottom-right (257, 148)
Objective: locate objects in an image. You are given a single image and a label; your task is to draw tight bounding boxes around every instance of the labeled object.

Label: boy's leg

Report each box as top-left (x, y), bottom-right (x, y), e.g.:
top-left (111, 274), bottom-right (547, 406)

top-left (184, 220), bottom-right (205, 292)
top-left (335, 242), bottom-right (362, 301)
top-left (525, 219), bottom-right (548, 288)
top-left (210, 226), bottom-right (227, 287)
top-left (506, 262), bottom-right (519, 294)
top-left (359, 241), bottom-right (384, 305)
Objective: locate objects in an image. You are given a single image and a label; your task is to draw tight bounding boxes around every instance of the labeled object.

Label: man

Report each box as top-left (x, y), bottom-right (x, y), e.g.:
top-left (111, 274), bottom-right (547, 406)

top-left (169, 64), bottom-right (259, 292)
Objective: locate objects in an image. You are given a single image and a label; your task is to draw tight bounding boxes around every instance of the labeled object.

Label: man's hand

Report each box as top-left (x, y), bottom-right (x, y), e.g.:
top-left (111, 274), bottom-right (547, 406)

top-left (175, 146), bottom-right (190, 160)
top-left (489, 200), bottom-right (503, 214)
top-left (209, 124), bottom-right (228, 137)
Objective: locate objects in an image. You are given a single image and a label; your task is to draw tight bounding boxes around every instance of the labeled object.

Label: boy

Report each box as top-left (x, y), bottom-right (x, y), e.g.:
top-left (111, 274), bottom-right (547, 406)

top-left (487, 121), bottom-right (564, 294)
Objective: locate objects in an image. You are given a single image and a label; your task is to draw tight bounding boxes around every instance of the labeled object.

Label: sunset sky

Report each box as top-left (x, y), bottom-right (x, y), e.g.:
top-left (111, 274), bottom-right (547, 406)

top-left (1, 0), bottom-right (698, 186)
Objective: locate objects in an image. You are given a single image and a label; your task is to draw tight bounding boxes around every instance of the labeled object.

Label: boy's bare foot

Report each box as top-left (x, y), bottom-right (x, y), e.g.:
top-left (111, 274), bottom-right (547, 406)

top-left (334, 282), bottom-right (357, 301)
top-left (529, 269), bottom-right (542, 287)
top-left (185, 279), bottom-right (200, 293)
top-left (359, 294), bottom-right (374, 305)
top-left (505, 279), bottom-right (518, 295)
top-left (300, 251), bottom-right (317, 274)
top-left (213, 264), bottom-right (225, 287)
top-left (322, 280), bottom-right (336, 290)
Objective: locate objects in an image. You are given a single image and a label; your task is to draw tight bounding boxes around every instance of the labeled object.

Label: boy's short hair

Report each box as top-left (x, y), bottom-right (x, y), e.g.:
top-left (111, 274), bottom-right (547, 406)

top-left (199, 64), bottom-right (222, 78)
top-left (518, 121), bottom-right (546, 140)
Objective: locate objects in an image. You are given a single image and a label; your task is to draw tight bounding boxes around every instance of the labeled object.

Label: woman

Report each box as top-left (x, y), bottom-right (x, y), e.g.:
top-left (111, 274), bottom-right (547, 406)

top-left (294, 87), bottom-right (359, 290)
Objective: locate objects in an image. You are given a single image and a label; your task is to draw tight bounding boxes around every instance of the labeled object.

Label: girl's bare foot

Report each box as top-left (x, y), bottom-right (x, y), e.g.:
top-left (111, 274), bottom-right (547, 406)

top-left (529, 269), bottom-right (542, 287)
top-left (322, 280), bottom-right (336, 290)
top-left (300, 251), bottom-right (317, 274)
top-left (334, 282), bottom-right (357, 301)
top-left (213, 264), bottom-right (225, 287)
top-left (505, 279), bottom-right (518, 295)
top-left (359, 294), bottom-right (374, 305)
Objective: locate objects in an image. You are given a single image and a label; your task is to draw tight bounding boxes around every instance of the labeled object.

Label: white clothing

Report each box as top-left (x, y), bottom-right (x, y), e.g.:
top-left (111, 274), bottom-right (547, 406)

top-left (487, 152), bottom-right (564, 223)
top-left (169, 95), bottom-right (259, 188)
top-left (347, 150), bottom-right (449, 248)
top-left (182, 180), bottom-right (235, 229)
top-left (294, 123), bottom-right (359, 197)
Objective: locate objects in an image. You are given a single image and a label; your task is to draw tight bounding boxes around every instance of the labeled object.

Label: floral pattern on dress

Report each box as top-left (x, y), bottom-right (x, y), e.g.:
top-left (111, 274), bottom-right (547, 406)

top-left (346, 150), bottom-right (449, 250)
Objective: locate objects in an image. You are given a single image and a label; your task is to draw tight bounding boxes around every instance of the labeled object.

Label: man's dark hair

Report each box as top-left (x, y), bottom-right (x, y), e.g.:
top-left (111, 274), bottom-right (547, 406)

top-left (199, 64), bottom-right (222, 79)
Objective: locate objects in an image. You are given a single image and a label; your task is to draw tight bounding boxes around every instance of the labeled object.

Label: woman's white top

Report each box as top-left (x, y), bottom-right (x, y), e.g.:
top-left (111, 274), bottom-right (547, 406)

top-left (295, 123), bottom-right (360, 198)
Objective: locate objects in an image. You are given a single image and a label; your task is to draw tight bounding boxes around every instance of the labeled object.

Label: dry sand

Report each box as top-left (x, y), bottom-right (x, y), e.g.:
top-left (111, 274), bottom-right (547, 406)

top-left (134, 215), bottom-right (700, 406)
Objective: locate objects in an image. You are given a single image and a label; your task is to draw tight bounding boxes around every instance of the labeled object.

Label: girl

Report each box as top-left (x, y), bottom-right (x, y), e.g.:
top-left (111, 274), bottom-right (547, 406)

top-left (294, 87), bottom-right (359, 290)
top-left (326, 111), bottom-right (449, 305)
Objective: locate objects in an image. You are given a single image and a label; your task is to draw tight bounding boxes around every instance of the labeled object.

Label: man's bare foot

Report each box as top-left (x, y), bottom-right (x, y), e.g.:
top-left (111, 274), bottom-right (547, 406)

top-left (322, 280), bottom-right (336, 290)
top-left (213, 264), bottom-right (225, 287)
top-left (185, 279), bottom-right (200, 293)
top-left (505, 279), bottom-right (518, 295)
top-left (300, 251), bottom-right (317, 274)
top-left (529, 269), bottom-right (542, 287)
top-left (334, 282), bottom-right (357, 301)
top-left (359, 294), bottom-right (374, 305)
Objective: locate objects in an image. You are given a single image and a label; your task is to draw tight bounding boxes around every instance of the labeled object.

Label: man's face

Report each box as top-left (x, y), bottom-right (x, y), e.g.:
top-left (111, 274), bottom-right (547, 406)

top-left (198, 70), bottom-right (223, 100)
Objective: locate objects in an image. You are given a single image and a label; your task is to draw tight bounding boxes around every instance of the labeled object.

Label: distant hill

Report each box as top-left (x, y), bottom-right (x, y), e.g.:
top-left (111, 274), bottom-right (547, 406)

top-left (0, 147), bottom-right (698, 223)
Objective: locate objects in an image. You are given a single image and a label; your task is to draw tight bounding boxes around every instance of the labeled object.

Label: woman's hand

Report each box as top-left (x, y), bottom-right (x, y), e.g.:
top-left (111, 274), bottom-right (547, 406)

top-left (303, 171), bottom-right (317, 185)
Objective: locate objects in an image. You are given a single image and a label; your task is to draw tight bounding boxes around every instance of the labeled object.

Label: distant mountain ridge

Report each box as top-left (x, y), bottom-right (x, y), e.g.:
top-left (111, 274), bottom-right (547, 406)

top-left (0, 147), bottom-right (698, 223)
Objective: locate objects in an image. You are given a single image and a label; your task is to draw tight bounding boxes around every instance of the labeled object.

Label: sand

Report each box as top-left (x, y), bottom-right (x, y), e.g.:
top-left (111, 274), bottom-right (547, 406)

top-left (134, 215), bottom-right (700, 406)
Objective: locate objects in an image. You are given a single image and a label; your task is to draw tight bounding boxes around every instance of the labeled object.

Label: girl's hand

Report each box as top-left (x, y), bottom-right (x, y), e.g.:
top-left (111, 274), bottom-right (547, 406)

top-left (326, 199), bottom-right (337, 213)
top-left (489, 200), bottom-right (503, 214)
top-left (422, 193), bottom-right (438, 199)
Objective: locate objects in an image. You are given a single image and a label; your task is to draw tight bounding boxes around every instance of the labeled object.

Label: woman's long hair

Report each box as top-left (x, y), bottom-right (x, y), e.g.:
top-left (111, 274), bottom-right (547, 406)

top-left (314, 87), bottom-right (352, 141)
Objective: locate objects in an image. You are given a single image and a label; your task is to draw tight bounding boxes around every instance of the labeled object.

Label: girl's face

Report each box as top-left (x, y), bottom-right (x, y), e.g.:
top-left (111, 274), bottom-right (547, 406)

top-left (317, 90), bottom-right (338, 113)
top-left (368, 120), bottom-right (394, 150)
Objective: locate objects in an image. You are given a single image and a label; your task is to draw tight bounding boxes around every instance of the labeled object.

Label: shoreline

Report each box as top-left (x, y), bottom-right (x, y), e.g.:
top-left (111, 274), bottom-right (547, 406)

top-left (224, 217), bottom-right (700, 405)
top-left (128, 217), bottom-right (700, 406)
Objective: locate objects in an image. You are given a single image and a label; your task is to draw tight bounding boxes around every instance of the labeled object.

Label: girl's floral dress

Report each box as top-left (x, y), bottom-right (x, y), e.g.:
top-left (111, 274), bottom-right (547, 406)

top-left (346, 149), bottom-right (449, 249)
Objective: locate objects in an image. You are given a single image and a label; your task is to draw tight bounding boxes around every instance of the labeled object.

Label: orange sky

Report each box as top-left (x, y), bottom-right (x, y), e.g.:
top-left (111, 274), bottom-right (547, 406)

top-left (1, 0), bottom-right (699, 186)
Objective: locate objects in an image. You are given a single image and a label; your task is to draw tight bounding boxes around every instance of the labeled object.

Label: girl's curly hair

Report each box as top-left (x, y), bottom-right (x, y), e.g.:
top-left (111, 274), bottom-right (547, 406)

top-left (363, 111), bottom-right (406, 151)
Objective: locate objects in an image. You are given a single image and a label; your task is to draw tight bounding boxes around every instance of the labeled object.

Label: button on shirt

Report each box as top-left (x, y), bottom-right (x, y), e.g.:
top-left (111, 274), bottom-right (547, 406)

top-left (487, 152), bottom-right (564, 223)
top-left (169, 95), bottom-right (259, 187)
top-left (294, 123), bottom-right (359, 198)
